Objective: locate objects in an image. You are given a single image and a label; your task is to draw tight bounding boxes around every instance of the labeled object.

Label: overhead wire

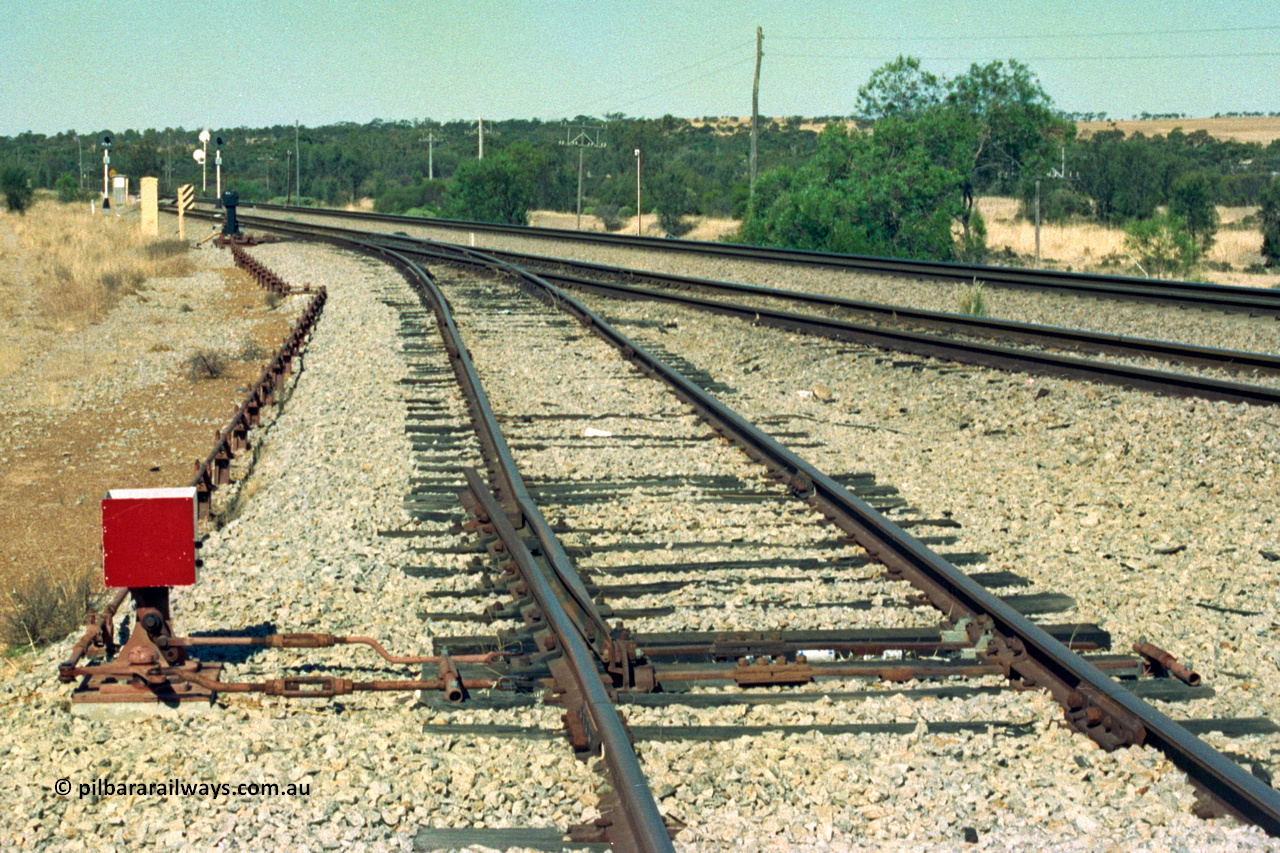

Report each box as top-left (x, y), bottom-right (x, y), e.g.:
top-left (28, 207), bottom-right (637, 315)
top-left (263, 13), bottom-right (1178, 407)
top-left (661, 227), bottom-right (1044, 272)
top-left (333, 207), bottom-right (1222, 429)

top-left (556, 40), bottom-right (754, 119)
top-left (769, 24), bottom-right (1280, 42)
top-left (770, 49), bottom-right (1280, 62)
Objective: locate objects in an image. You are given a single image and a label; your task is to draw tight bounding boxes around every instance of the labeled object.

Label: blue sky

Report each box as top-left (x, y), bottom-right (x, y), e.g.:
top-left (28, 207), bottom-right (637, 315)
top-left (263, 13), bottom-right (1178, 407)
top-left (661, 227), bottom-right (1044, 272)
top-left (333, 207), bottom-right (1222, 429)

top-left (2, 0), bottom-right (1276, 136)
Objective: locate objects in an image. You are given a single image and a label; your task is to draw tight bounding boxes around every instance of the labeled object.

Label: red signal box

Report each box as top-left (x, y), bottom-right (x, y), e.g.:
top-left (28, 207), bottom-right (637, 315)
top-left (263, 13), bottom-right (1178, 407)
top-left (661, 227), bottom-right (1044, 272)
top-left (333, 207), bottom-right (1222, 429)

top-left (101, 487), bottom-right (198, 587)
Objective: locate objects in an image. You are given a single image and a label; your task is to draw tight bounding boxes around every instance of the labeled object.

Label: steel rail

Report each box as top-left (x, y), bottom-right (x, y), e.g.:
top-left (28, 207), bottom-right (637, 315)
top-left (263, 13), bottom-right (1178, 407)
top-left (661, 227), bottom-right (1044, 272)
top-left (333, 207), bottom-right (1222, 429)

top-left (172, 209), bottom-right (618, 647)
top-left (175, 209), bottom-right (1280, 832)
top-left (463, 470), bottom-right (674, 853)
top-left (446, 245), bottom-right (1280, 376)
top-left (539, 271), bottom-right (1280, 406)
top-left (184, 211), bottom-right (1280, 407)
top-left (419, 240), bottom-right (1280, 837)
top-left (271, 228), bottom-right (673, 852)
top-left (216, 199), bottom-right (1280, 314)
top-left (379, 238), bottom-right (1280, 408)
top-left (370, 247), bottom-right (614, 648)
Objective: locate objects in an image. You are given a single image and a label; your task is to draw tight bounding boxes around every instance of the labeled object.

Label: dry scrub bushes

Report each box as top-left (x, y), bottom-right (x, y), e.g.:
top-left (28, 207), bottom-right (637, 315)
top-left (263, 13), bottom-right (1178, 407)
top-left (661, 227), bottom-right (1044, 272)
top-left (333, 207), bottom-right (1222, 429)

top-left (11, 199), bottom-right (195, 328)
top-left (1, 569), bottom-right (98, 651)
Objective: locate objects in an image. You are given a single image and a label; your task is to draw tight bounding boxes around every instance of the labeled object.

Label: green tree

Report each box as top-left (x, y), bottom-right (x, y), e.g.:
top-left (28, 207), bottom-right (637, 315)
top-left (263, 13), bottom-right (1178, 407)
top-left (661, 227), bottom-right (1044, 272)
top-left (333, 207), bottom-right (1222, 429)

top-left (1077, 131), bottom-right (1162, 223)
top-left (650, 164), bottom-right (697, 236)
top-left (1, 166), bottom-right (34, 213)
top-left (861, 57), bottom-right (1070, 193)
top-left (946, 59), bottom-right (1071, 195)
top-left (1258, 178), bottom-right (1280, 267)
top-left (1168, 170), bottom-right (1218, 251)
top-left (735, 122), bottom-right (972, 261)
top-left (124, 138), bottom-right (162, 178)
top-left (441, 154), bottom-right (531, 225)
top-left (855, 55), bottom-right (944, 120)
top-left (375, 178), bottom-right (446, 215)
top-left (55, 173), bottom-right (84, 203)
top-left (1124, 215), bottom-right (1200, 278)
top-left (502, 140), bottom-right (572, 210)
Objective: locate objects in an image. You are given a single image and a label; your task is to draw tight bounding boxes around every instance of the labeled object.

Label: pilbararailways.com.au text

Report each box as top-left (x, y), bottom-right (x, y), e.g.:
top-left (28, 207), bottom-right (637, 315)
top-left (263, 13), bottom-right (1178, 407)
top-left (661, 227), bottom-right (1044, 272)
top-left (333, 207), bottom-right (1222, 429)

top-left (54, 777), bottom-right (310, 799)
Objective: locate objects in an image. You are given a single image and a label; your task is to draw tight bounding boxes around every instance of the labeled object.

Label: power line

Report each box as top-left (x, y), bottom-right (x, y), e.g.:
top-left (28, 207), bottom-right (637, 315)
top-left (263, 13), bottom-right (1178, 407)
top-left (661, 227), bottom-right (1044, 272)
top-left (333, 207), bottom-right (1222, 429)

top-left (605, 56), bottom-right (756, 113)
top-left (559, 40), bottom-right (753, 117)
top-left (769, 24), bottom-right (1280, 42)
top-left (768, 49), bottom-right (1280, 61)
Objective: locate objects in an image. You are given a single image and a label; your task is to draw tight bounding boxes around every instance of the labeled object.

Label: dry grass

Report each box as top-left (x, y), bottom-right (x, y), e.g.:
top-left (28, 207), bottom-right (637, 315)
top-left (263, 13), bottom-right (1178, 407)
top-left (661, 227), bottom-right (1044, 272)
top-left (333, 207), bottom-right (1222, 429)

top-left (977, 197), bottom-right (1268, 279)
top-left (957, 280), bottom-right (987, 316)
top-left (0, 255), bottom-right (303, 657)
top-left (1076, 116), bottom-right (1280, 145)
top-left (1, 570), bottom-right (98, 651)
top-left (10, 199), bottom-right (195, 330)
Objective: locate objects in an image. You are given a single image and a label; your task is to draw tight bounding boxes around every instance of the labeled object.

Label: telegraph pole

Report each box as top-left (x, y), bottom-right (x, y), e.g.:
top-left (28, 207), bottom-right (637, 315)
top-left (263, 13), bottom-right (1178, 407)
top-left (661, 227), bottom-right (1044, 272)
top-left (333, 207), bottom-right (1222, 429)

top-left (750, 25), bottom-right (763, 209)
top-left (422, 129), bottom-right (443, 179)
top-left (259, 153), bottom-right (275, 196)
top-left (635, 148), bottom-right (642, 236)
top-left (561, 123), bottom-right (606, 230)
top-left (163, 132), bottom-right (173, 191)
top-left (1035, 145), bottom-right (1072, 270)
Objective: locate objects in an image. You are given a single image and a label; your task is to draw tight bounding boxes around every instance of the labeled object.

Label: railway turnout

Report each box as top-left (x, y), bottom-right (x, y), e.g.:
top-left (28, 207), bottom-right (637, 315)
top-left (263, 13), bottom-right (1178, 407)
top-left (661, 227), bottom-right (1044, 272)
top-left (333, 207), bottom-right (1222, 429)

top-left (54, 210), bottom-right (1280, 850)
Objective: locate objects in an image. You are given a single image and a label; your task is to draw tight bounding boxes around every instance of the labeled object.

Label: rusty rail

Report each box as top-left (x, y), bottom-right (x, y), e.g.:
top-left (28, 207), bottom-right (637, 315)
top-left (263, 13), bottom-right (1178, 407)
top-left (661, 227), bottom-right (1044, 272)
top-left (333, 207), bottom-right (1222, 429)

top-left (60, 252), bottom-right (327, 692)
top-left (462, 470), bottom-right (673, 853)
top-left (229, 243), bottom-right (312, 294)
top-left (188, 252), bottom-right (327, 519)
top-left (370, 244), bottom-right (672, 853)
top-left (172, 210), bottom-right (1280, 836)
top-left (226, 200), bottom-right (1280, 315)
top-left (415, 240), bottom-right (1280, 837)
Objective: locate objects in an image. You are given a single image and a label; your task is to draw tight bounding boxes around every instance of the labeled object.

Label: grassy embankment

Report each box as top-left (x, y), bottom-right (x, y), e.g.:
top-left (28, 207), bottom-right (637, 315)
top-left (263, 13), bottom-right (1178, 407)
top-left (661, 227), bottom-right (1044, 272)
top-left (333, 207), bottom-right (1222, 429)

top-left (0, 200), bottom-right (194, 654)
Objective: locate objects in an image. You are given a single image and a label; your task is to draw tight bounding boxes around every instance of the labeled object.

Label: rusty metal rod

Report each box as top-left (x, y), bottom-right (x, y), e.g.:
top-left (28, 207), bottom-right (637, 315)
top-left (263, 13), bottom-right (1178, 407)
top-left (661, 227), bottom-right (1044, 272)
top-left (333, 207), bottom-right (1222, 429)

top-left (168, 670), bottom-right (503, 698)
top-left (1134, 641), bottom-right (1202, 686)
top-left (161, 633), bottom-right (505, 666)
top-left (58, 587), bottom-right (130, 678)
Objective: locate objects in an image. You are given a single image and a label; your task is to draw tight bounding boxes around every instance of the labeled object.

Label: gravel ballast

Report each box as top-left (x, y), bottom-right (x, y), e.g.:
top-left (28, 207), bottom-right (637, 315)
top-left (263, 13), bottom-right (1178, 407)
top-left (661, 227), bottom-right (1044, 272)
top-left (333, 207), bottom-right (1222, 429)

top-left (1, 243), bottom-right (599, 852)
top-left (5, 235), bottom-right (1279, 852)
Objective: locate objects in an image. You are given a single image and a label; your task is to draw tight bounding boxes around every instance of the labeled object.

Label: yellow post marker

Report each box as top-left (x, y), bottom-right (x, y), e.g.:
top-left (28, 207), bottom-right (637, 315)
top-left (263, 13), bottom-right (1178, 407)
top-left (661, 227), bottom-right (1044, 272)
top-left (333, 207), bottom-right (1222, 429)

top-left (140, 177), bottom-right (158, 237)
top-left (176, 184), bottom-right (194, 240)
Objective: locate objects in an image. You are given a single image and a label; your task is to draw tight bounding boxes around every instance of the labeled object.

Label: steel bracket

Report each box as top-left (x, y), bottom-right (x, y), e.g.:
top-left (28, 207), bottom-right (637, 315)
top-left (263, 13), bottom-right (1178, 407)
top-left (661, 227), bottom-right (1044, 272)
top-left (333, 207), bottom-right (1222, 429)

top-left (733, 656), bottom-right (814, 686)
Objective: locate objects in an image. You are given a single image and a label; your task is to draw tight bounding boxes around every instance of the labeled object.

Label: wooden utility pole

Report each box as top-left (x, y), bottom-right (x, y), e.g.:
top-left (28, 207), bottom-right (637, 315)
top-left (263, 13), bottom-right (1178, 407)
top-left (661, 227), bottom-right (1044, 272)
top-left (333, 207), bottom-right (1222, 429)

top-left (561, 124), bottom-right (606, 230)
top-left (259, 154), bottom-right (275, 196)
top-left (422, 130), bottom-right (443, 179)
top-left (749, 25), bottom-right (763, 209)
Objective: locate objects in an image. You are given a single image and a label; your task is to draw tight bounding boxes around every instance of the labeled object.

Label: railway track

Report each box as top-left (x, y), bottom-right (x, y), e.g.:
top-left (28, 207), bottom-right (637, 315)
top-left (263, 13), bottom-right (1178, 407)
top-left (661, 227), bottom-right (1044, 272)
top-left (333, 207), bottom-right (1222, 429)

top-left (399, 240), bottom-right (1280, 846)
top-left (181, 208), bottom-right (1280, 408)
top-left (223, 200), bottom-right (1280, 316)
top-left (233, 223), bottom-right (1274, 847)
top-left (121, 209), bottom-right (1280, 848)
top-left (413, 240), bottom-right (1280, 406)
